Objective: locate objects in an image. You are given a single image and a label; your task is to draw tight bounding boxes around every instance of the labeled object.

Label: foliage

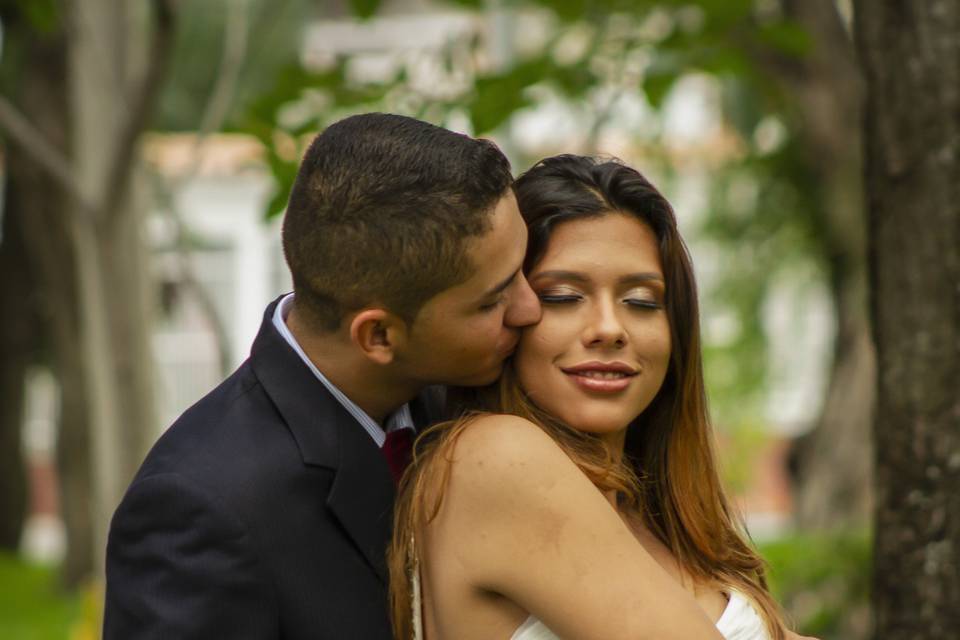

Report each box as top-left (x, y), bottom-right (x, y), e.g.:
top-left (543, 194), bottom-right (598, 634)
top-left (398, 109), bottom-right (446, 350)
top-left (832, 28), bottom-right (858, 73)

top-left (700, 133), bottom-right (827, 422)
top-left (0, 0), bottom-right (60, 34)
top-left (760, 530), bottom-right (871, 640)
top-left (155, 0), bottom-right (319, 130)
top-left (229, 0), bottom-right (836, 427)
top-left (236, 61), bottom-right (399, 217)
top-left (0, 0), bottom-right (63, 91)
top-left (716, 418), bottom-right (771, 495)
top-left (349, 0), bottom-right (383, 20)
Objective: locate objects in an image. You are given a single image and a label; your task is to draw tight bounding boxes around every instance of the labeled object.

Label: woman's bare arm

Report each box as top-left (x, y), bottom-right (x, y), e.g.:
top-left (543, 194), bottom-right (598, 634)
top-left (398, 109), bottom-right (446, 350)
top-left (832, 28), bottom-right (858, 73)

top-left (431, 415), bottom-right (724, 640)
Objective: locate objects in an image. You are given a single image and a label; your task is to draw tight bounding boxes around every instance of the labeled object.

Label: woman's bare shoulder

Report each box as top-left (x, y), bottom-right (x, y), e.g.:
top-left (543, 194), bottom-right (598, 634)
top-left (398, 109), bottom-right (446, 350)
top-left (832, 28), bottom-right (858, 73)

top-left (454, 413), bottom-right (557, 450)
top-left (446, 414), bottom-right (574, 489)
top-left (419, 413), bottom-right (593, 541)
top-left (417, 420), bottom-right (727, 640)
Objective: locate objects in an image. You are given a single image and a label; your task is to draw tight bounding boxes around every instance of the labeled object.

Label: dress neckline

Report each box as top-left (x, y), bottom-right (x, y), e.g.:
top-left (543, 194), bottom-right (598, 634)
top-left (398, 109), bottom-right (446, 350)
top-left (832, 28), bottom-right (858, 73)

top-left (509, 590), bottom-right (752, 640)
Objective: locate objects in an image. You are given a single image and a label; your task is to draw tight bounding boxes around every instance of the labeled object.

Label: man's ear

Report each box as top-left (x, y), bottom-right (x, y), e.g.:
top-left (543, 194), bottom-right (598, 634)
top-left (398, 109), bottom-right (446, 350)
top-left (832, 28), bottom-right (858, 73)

top-left (348, 308), bottom-right (408, 365)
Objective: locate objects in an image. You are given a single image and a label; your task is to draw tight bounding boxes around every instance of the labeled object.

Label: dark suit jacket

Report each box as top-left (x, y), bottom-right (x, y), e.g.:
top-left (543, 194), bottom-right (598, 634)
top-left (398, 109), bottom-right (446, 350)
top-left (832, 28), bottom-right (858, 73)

top-left (104, 299), bottom-right (438, 639)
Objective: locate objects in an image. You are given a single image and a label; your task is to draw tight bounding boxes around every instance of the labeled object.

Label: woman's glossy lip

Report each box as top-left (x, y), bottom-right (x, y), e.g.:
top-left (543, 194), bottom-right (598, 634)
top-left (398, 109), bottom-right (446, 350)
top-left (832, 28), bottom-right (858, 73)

top-left (564, 370), bottom-right (634, 393)
top-left (561, 361), bottom-right (638, 375)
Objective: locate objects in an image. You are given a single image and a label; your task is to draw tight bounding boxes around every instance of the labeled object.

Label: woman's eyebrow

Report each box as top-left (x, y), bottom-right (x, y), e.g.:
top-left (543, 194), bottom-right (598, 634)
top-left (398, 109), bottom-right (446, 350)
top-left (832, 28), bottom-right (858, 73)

top-left (619, 273), bottom-right (665, 286)
top-left (528, 270), bottom-right (589, 284)
top-left (530, 271), bottom-right (664, 286)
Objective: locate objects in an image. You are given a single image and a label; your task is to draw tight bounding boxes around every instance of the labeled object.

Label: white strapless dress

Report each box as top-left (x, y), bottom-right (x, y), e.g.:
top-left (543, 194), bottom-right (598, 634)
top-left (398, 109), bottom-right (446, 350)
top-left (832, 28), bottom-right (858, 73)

top-left (505, 588), bottom-right (769, 640)
top-left (412, 567), bottom-right (770, 640)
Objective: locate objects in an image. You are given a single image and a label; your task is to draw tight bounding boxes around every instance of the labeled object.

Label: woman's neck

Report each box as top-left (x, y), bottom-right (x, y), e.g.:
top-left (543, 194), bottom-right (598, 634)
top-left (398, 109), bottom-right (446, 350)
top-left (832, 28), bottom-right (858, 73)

top-left (598, 428), bottom-right (627, 463)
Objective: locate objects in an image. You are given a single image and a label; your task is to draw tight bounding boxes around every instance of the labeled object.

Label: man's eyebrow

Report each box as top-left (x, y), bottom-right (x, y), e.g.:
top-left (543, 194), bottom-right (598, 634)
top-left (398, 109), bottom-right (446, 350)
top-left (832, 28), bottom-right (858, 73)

top-left (481, 270), bottom-right (519, 299)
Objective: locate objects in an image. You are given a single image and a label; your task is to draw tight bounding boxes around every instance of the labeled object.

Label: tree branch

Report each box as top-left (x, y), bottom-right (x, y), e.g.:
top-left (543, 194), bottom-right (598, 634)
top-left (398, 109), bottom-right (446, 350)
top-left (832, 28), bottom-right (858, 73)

top-left (186, 0), bottom-right (251, 175)
top-left (160, 0), bottom-right (252, 374)
top-left (199, 0), bottom-right (250, 139)
top-left (103, 0), bottom-right (177, 224)
top-left (0, 94), bottom-right (99, 219)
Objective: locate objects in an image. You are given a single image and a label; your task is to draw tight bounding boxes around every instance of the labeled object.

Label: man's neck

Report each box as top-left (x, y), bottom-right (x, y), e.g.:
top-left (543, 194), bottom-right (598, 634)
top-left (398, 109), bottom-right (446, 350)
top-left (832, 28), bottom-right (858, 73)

top-left (287, 308), bottom-right (419, 423)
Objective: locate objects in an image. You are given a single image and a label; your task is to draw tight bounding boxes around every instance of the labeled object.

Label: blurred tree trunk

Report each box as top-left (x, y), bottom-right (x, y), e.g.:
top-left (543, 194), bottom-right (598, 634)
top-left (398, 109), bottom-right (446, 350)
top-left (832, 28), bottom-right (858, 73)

top-left (1, 11), bottom-right (97, 585)
top-left (0, 188), bottom-right (37, 550)
top-left (65, 0), bottom-right (166, 578)
top-left (856, 0), bottom-right (960, 637)
top-left (15, 148), bottom-right (96, 586)
top-left (760, 0), bottom-right (875, 530)
top-left (0, 0), bottom-right (175, 586)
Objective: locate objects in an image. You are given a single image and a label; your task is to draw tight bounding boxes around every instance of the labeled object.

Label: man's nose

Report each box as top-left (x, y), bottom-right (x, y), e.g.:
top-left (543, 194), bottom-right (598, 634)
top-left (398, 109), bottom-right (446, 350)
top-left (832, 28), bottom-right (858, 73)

top-left (504, 273), bottom-right (541, 328)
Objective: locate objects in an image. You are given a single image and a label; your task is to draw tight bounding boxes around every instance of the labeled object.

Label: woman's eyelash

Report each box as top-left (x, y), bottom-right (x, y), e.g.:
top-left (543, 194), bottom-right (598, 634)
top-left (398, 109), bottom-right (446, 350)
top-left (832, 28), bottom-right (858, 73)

top-left (625, 298), bottom-right (661, 310)
top-left (538, 294), bottom-right (661, 309)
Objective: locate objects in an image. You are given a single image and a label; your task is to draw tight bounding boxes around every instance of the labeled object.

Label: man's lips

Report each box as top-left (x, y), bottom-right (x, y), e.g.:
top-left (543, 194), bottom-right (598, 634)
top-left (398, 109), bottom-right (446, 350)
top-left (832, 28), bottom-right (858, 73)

top-left (561, 361), bottom-right (638, 392)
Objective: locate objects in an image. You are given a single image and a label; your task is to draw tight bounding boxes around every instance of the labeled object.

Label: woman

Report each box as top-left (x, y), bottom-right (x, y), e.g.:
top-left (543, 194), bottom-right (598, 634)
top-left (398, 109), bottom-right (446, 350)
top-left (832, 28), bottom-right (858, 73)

top-left (389, 155), bottom-right (805, 640)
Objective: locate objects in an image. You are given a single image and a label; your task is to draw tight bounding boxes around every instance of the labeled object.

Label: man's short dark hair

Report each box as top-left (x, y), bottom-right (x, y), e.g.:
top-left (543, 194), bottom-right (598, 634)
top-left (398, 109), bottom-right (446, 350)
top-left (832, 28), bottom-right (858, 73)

top-left (282, 113), bottom-right (513, 332)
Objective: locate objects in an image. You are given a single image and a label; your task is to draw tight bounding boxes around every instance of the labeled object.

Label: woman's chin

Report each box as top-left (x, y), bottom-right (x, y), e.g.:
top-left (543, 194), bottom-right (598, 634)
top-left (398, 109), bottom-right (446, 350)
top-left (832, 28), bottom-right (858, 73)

top-left (555, 410), bottom-right (634, 439)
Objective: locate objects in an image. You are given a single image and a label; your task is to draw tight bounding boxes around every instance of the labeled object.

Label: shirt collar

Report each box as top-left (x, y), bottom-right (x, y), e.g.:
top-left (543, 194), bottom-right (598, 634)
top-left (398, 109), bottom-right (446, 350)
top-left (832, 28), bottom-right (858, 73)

top-left (271, 293), bottom-right (413, 447)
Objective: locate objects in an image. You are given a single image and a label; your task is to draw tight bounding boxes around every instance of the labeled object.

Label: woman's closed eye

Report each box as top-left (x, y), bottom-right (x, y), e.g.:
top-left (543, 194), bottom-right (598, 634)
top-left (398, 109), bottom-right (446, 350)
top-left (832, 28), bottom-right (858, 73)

top-left (622, 285), bottom-right (663, 310)
top-left (537, 288), bottom-right (583, 304)
top-left (537, 290), bottom-right (662, 309)
top-left (624, 297), bottom-right (662, 310)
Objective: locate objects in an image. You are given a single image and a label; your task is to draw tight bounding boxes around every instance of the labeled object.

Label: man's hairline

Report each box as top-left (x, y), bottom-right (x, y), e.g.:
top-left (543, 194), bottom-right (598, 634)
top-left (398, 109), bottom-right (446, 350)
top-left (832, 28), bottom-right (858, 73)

top-left (301, 190), bottom-right (510, 334)
top-left (403, 189), bottom-right (517, 331)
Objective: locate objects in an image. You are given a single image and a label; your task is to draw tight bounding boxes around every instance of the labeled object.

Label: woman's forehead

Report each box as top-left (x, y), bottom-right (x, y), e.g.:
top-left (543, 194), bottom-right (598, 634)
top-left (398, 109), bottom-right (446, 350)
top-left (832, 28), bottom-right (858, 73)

top-left (532, 214), bottom-right (662, 274)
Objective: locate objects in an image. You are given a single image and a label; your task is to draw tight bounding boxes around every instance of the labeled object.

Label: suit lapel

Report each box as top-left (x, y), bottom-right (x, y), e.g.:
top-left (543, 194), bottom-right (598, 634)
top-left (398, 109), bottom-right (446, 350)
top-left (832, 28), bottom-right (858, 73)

top-left (251, 298), bottom-right (395, 584)
top-left (326, 417), bottom-right (395, 583)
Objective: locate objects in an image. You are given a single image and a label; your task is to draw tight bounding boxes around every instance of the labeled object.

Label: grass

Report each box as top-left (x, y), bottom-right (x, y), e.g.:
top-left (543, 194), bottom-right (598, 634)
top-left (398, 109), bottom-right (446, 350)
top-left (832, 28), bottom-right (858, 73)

top-left (0, 552), bottom-right (84, 640)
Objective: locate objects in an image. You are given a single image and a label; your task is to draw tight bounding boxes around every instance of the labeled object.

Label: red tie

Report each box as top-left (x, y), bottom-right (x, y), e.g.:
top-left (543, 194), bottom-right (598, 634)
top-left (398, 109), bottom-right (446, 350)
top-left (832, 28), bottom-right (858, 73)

top-left (382, 427), bottom-right (414, 484)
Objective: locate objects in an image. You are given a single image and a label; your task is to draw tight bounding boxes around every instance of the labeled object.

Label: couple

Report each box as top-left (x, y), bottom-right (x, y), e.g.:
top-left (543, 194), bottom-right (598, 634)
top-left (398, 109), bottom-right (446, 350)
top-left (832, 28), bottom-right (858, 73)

top-left (104, 114), bottom-right (806, 639)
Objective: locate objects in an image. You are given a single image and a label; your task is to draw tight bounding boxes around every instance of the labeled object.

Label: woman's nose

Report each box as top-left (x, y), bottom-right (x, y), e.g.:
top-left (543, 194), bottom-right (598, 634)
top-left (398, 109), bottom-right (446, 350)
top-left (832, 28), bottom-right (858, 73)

top-left (582, 299), bottom-right (626, 348)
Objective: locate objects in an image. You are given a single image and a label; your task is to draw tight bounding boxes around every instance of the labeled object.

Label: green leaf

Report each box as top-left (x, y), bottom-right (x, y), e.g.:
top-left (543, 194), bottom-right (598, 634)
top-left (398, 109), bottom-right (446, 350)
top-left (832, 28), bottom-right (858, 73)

top-left (24, 0), bottom-right (59, 32)
top-left (441, 0), bottom-right (484, 8)
top-left (686, 0), bottom-right (753, 28)
top-left (263, 152), bottom-right (300, 220)
top-left (641, 69), bottom-right (678, 109)
top-left (550, 62), bottom-right (598, 99)
top-left (528, 0), bottom-right (650, 22)
top-left (467, 56), bottom-right (552, 134)
top-left (238, 62), bottom-right (345, 136)
top-left (543, 0), bottom-right (592, 23)
top-left (756, 21), bottom-right (811, 58)
top-left (469, 86), bottom-right (532, 135)
top-left (348, 0), bottom-right (382, 20)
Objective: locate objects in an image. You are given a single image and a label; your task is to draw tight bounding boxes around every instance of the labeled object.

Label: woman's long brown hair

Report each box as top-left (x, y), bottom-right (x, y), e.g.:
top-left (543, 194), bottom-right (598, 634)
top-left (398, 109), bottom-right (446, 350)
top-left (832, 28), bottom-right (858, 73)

top-left (388, 155), bottom-right (788, 640)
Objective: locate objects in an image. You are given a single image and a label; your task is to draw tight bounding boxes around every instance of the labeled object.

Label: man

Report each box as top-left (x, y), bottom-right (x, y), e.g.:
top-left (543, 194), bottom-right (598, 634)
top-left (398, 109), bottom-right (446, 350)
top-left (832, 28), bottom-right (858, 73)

top-left (104, 113), bottom-right (540, 639)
